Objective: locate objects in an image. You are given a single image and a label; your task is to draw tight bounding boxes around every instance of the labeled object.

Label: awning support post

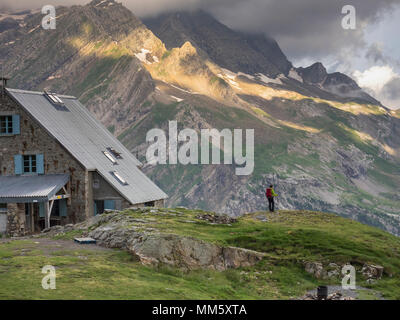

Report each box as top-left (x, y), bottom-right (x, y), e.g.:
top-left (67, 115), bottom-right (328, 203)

top-left (45, 201), bottom-right (51, 229)
top-left (30, 203), bottom-right (34, 233)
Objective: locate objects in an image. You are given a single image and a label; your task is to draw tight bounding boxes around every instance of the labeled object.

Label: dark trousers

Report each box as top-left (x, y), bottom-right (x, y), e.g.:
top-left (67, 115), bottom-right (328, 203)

top-left (267, 197), bottom-right (274, 212)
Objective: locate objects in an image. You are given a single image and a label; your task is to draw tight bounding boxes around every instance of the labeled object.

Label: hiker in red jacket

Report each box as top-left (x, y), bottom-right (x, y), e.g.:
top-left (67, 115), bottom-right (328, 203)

top-left (266, 185), bottom-right (278, 212)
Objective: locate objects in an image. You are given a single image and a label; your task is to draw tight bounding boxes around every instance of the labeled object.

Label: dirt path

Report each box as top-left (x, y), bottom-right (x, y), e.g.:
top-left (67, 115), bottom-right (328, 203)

top-left (0, 236), bottom-right (112, 256)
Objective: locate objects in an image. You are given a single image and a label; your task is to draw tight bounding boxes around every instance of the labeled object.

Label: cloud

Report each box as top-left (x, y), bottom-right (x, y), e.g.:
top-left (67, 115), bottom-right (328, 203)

top-left (353, 66), bottom-right (396, 93)
top-left (353, 66), bottom-right (400, 109)
top-left (365, 43), bottom-right (388, 64)
top-left (206, 0), bottom-right (398, 62)
top-left (382, 77), bottom-right (400, 101)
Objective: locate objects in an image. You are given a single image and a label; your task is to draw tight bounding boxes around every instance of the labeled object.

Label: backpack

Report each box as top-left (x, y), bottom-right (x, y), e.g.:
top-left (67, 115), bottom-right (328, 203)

top-left (266, 188), bottom-right (272, 198)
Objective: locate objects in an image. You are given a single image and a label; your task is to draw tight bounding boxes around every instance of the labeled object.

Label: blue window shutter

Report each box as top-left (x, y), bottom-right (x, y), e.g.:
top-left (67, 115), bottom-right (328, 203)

top-left (104, 200), bottom-right (115, 210)
top-left (37, 154), bottom-right (44, 174)
top-left (94, 202), bottom-right (97, 216)
top-left (60, 199), bottom-right (67, 217)
top-left (12, 115), bottom-right (20, 135)
top-left (14, 155), bottom-right (22, 175)
top-left (39, 203), bottom-right (45, 218)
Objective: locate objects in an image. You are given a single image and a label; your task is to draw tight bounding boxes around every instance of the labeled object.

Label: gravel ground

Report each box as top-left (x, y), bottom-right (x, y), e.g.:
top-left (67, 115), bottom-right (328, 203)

top-left (306, 285), bottom-right (384, 300)
top-left (0, 236), bottom-right (112, 255)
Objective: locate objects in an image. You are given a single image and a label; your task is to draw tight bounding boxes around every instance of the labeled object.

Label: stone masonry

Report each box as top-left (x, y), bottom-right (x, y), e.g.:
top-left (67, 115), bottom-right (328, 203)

top-left (0, 91), bottom-right (164, 236)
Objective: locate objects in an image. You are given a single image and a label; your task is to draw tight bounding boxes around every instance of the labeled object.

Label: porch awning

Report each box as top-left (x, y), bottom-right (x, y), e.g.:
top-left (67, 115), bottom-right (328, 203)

top-left (0, 174), bottom-right (69, 203)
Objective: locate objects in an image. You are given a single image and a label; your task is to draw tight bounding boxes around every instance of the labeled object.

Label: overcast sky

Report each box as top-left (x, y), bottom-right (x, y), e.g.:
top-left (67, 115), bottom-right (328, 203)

top-left (1, 0), bottom-right (400, 109)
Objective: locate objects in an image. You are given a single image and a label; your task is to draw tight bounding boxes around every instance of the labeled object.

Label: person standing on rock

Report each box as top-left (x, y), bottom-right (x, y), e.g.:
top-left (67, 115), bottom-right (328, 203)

top-left (266, 185), bottom-right (278, 212)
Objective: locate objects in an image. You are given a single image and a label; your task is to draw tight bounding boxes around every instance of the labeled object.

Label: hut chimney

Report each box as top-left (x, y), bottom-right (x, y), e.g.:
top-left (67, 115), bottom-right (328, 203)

top-left (1, 76), bottom-right (9, 94)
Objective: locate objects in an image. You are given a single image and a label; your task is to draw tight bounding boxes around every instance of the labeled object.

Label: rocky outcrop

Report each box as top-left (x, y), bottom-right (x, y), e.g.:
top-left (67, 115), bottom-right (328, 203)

top-left (304, 262), bottom-right (342, 279)
top-left (45, 210), bottom-right (265, 271)
top-left (361, 264), bottom-right (384, 280)
top-left (124, 233), bottom-right (264, 270)
top-left (195, 213), bottom-right (237, 224)
top-left (304, 261), bottom-right (386, 282)
top-left (304, 262), bottom-right (328, 279)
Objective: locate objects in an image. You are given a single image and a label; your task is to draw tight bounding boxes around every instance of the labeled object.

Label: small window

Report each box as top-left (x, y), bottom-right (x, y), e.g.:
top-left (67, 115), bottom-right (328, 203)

top-left (103, 151), bottom-right (117, 164)
top-left (144, 201), bottom-right (155, 207)
top-left (93, 179), bottom-right (100, 189)
top-left (23, 155), bottom-right (37, 173)
top-left (111, 171), bottom-right (128, 185)
top-left (0, 115), bottom-right (13, 134)
top-left (0, 203), bottom-right (7, 212)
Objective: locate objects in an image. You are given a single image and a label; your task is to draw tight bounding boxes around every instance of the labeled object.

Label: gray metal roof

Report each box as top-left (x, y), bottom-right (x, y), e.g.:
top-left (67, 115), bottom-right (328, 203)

top-left (6, 88), bottom-right (168, 204)
top-left (0, 174), bottom-right (69, 203)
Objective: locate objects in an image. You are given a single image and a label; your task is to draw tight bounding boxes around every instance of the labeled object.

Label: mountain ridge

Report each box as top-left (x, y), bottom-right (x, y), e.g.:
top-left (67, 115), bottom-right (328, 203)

top-left (143, 10), bottom-right (379, 106)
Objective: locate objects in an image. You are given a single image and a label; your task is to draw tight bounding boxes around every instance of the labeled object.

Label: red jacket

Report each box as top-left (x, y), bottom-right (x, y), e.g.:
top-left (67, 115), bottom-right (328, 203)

top-left (266, 188), bottom-right (277, 198)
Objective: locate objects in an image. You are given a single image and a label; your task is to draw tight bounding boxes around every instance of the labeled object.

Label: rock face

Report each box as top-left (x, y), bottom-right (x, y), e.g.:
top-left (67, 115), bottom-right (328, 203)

top-left (297, 62), bottom-right (328, 85)
top-left (361, 264), bottom-right (384, 280)
top-left (47, 210), bottom-right (265, 271)
top-left (125, 233), bottom-right (264, 270)
top-left (304, 261), bottom-right (386, 283)
top-left (195, 213), bottom-right (237, 224)
top-left (304, 262), bottom-right (328, 279)
top-left (304, 261), bottom-right (342, 279)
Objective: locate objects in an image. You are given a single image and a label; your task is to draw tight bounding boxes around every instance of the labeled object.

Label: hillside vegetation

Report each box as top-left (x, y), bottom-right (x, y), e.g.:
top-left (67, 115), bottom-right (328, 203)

top-left (0, 208), bottom-right (399, 300)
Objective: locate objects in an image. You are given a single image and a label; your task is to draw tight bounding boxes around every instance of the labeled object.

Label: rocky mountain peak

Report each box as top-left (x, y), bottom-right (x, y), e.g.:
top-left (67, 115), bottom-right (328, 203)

top-left (294, 62), bottom-right (380, 104)
top-left (144, 10), bottom-right (293, 78)
top-left (179, 41), bottom-right (198, 56)
top-left (297, 62), bottom-right (328, 85)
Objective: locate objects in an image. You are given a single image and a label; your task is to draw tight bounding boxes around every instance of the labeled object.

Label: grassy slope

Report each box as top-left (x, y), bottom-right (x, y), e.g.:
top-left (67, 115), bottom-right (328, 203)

top-left (1, 208), bottom-right (399, 300)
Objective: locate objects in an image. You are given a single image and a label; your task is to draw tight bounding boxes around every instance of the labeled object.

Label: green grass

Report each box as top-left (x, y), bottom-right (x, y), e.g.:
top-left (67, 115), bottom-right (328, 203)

top-left (1, 208), bottom-right (400, 299)
top-left (121, 208), bottom-right (400, 299)
top-left (0, 239), bottom-right (298, 300)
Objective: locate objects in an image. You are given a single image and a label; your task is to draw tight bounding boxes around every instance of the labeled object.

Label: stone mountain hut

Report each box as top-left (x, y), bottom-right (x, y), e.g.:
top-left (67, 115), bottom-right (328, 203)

top-left (0, 78), bottom-right (167, 236)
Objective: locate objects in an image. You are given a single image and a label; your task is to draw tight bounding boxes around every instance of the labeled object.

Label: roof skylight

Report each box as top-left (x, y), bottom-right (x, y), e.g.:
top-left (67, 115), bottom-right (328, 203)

top-left (45, 92), bottom-right (64, 105)
top-left (44, 91), bottom-right (69, 111)
top-left (107, 147), bottom-right (123, 159)
top-left (103, 151), bottom-right (117, 164)
top-left (112, 171), bottom-right (128, 185)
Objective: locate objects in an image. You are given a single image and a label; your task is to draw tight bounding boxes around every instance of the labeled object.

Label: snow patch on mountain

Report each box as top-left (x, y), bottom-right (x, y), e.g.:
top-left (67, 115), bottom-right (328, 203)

top-left (257, 73), bottom-right (283, 85)
top-left (135, 48), bottom-right (152, 64)
top-left (288, 69), bottom-right (304, 82)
